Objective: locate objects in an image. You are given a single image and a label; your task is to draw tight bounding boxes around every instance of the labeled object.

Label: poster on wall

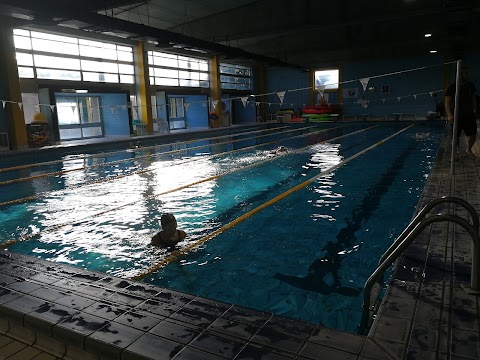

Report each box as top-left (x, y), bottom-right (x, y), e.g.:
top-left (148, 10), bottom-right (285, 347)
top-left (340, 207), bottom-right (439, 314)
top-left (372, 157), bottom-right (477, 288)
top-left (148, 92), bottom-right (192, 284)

top-left (343, 88), bottom-right (359, 99)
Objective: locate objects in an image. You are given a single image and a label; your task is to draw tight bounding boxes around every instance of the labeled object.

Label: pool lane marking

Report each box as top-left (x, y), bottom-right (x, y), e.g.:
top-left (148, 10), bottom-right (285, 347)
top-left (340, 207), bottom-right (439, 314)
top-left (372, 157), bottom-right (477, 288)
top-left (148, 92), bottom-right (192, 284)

top-left (0, 125), bottom-right (377, 248)
top-left (0, 126), bottom-right (318, 186)
top-left (0, 126), bottom-right (290, 173)
top-left (0, 125), bottom-right (338, 207)
top-left (130, 124), bottom-right (413, 281)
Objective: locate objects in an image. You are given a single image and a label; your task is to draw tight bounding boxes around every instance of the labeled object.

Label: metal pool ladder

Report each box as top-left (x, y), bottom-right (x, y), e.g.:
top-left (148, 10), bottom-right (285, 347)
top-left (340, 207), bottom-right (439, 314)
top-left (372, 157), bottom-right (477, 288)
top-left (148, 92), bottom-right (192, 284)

top-left (359, 196), bottom-right (480, 334)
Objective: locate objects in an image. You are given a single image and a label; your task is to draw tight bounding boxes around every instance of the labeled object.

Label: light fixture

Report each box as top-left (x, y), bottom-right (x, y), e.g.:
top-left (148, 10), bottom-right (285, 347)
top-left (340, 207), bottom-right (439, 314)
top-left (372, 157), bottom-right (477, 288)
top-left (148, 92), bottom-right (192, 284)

top-left (75, 89), bottom-right (88, 93)
top-left (430, 50), bottom-right (437, 53)
top-left (425, 33), bottom-right (432, 38)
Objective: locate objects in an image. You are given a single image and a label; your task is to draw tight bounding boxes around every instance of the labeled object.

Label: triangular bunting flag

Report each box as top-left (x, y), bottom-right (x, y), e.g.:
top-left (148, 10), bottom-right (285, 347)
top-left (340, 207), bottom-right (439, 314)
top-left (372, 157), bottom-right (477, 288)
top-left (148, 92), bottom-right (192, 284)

top-left (49, 105), bottom-right (56, 113)
top-left (1, 101), bottom-right (5, 109)
top-left (241, 97), bottom-right (248, 107)
top-left (18, 102), bottom-right (23, 111)
top-left (255, 102), bottom-right (260, 107)
top-left (71, 106), bottom-right (76, 113)
top-left (121, 105), bottom-right (127, 111)
top-left (268, 103), bottom-right (271, 107)
top-left (211, 100), bottom-right (219, 109)
top-left (315, 85), bottom-right (326, 96)
top-left (382, 99), bottom-right (386, 103)
top-left (429, 92), bottom-right (433, 97)
top-left (357, 98), bottom-right (369, 108)
top-left (127, 102), bottom-right (132, 108)
top-left (277, 91), bottom-right (286, 104)
top-left (184, 103), bottom-right (191, 112)
top-left (110, 106), bottom-right (116, 114)
top-left (359, 78), bottom-right (370, 92)
top-left (397, 97), bottom-right (401, 102)
top-left (34, 105), bottom-right (40, 112)
top-left (413, 94), bottom-right (417, 99)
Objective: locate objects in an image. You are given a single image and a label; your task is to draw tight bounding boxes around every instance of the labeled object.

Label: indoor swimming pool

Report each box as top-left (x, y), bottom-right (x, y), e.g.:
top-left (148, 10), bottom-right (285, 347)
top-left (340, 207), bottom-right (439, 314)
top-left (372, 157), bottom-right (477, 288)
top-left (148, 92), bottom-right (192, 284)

top-left (0, 122), bottom-right (444, 333)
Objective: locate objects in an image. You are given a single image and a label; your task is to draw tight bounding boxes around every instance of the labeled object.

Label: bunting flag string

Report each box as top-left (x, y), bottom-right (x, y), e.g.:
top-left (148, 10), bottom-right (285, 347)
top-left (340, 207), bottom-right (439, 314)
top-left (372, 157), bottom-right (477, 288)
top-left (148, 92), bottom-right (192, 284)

top-left (110, 106), bottom-right (116, 114)
top-left (211, 100), bottom-right (219, 109)
top-left (0, 60), bottom-right (459, 115)
top-left (184, 103), bottom-right (191, 112)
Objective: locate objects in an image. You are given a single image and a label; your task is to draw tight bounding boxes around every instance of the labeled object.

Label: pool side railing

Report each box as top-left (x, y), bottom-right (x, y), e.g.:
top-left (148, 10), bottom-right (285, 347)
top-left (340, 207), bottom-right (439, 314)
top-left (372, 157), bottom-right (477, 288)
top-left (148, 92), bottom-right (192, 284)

top-left (359, 196), bottom-right (480, 334)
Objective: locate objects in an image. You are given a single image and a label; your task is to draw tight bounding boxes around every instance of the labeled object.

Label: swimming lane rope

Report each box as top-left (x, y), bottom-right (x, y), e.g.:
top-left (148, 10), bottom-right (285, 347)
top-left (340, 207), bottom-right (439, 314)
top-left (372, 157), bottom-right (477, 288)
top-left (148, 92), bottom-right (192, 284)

top-left (0, 125), bottom-right (329, 207)
top-left (0, 126), bottom-right (289, 173)
top-left (130, 124), bottom-right (413, 281)
top-left (0, 125), bottom-right (375, 249)
top-left (0, 126), bottom-right (314, 186)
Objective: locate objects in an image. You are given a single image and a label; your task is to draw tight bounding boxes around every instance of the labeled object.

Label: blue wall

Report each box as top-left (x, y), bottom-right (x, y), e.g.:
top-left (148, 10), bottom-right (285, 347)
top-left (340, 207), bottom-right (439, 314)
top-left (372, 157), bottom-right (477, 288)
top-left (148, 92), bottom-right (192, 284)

top-left (341, 54), bottom-right (444, 118)
top-left (227, 95), bottom-right (256, 124)
top-left (264, 67), bottom-right (310, 114)
top-left (262, 54), bottom-right (449, 119)
top-left (96, 93), bottom-right (130, 137)
top-left (165, 94), bottom-right (209, 129)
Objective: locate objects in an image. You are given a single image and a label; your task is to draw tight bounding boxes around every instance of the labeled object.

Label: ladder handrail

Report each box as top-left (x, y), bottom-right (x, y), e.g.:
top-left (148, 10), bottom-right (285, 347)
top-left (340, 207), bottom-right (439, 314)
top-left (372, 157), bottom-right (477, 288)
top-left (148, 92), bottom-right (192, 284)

top-left (360, 213), bottom-right (480, 334)
top-left (379, 196), bottom-right (479, 265)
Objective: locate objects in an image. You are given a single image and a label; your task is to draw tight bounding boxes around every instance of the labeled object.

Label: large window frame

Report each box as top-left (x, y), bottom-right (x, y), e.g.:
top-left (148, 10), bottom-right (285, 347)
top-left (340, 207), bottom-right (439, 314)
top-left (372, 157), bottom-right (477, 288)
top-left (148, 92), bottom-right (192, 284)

top-left (56, 95), bottom-right (103, 140)
top-left (148, 51), bottom-right (209, 88)
top-left (14, 29), bottom-right (135, 84)
top-left (314, 68), bottom-right (340, 91)
top-left (219, 63), bottom-right (252, 91)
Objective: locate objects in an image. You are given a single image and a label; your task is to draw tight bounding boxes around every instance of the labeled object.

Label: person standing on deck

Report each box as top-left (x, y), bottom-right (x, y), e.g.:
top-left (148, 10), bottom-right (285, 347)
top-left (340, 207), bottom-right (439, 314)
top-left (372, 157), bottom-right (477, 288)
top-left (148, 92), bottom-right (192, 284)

top-left (445, 66), bottom-right (478, 160)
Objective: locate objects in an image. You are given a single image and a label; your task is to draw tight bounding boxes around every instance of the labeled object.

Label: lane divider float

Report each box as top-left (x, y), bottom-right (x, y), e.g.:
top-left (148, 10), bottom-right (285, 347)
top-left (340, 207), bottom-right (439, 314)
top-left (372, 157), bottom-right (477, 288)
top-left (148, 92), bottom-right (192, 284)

top-left (130, 124), bottom-right (413, 281)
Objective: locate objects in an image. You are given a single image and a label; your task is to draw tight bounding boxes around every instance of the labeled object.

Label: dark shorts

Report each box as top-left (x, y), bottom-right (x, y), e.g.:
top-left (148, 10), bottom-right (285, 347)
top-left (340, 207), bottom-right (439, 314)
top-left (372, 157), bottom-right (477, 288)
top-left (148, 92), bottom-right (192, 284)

top-left (452, 116), bottom-right (477, 137)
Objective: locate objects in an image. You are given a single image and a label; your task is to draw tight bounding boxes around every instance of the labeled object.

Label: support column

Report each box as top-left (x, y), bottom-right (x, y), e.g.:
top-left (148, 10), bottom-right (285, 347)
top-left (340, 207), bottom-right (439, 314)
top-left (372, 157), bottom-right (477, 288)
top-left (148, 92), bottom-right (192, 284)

top-left (210, 55), bottom-right (222, 127)
top-left (134, 40), bottom-right (153, 134)
top-left (0, 22), bottom-right (28, 149)
top-left (309, 67), bottom-right (315, 105)
top-left (256, 64), bottom-right (266, 121)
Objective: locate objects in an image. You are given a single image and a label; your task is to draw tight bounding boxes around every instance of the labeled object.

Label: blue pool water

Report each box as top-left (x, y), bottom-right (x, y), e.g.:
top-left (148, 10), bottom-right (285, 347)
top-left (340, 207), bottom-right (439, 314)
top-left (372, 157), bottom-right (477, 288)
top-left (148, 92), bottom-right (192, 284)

top-left (0, 122), bottom-right (444, 333)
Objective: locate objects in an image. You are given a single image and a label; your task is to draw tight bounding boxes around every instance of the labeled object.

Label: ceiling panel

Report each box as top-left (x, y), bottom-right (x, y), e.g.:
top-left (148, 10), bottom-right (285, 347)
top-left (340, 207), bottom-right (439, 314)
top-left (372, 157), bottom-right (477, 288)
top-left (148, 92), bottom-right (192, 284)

top-left (0, 0), bottom-right (479, 68)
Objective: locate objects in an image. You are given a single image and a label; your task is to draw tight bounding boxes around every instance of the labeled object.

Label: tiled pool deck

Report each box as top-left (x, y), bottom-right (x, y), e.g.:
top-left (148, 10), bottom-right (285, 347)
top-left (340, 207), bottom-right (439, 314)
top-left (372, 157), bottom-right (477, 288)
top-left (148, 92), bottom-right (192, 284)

top-left (0, 123), bottom-right (478, 359)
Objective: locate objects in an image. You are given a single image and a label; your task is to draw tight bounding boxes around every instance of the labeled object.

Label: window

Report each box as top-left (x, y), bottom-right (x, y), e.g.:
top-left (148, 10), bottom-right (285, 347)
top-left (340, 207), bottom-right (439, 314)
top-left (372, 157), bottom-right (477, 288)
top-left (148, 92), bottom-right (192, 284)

top-left (169, 98), bottom-right (184, 118)
top-left (56, 95), bottom-right (103, 140)
top-left (314, 69), bottom-right (339, 90)
top-left (14, 29), bottom-right (134, 84)
top-left (219, 63), bottom-right (252, 91)
top-left (148, 51), bottom-right (209, 88)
